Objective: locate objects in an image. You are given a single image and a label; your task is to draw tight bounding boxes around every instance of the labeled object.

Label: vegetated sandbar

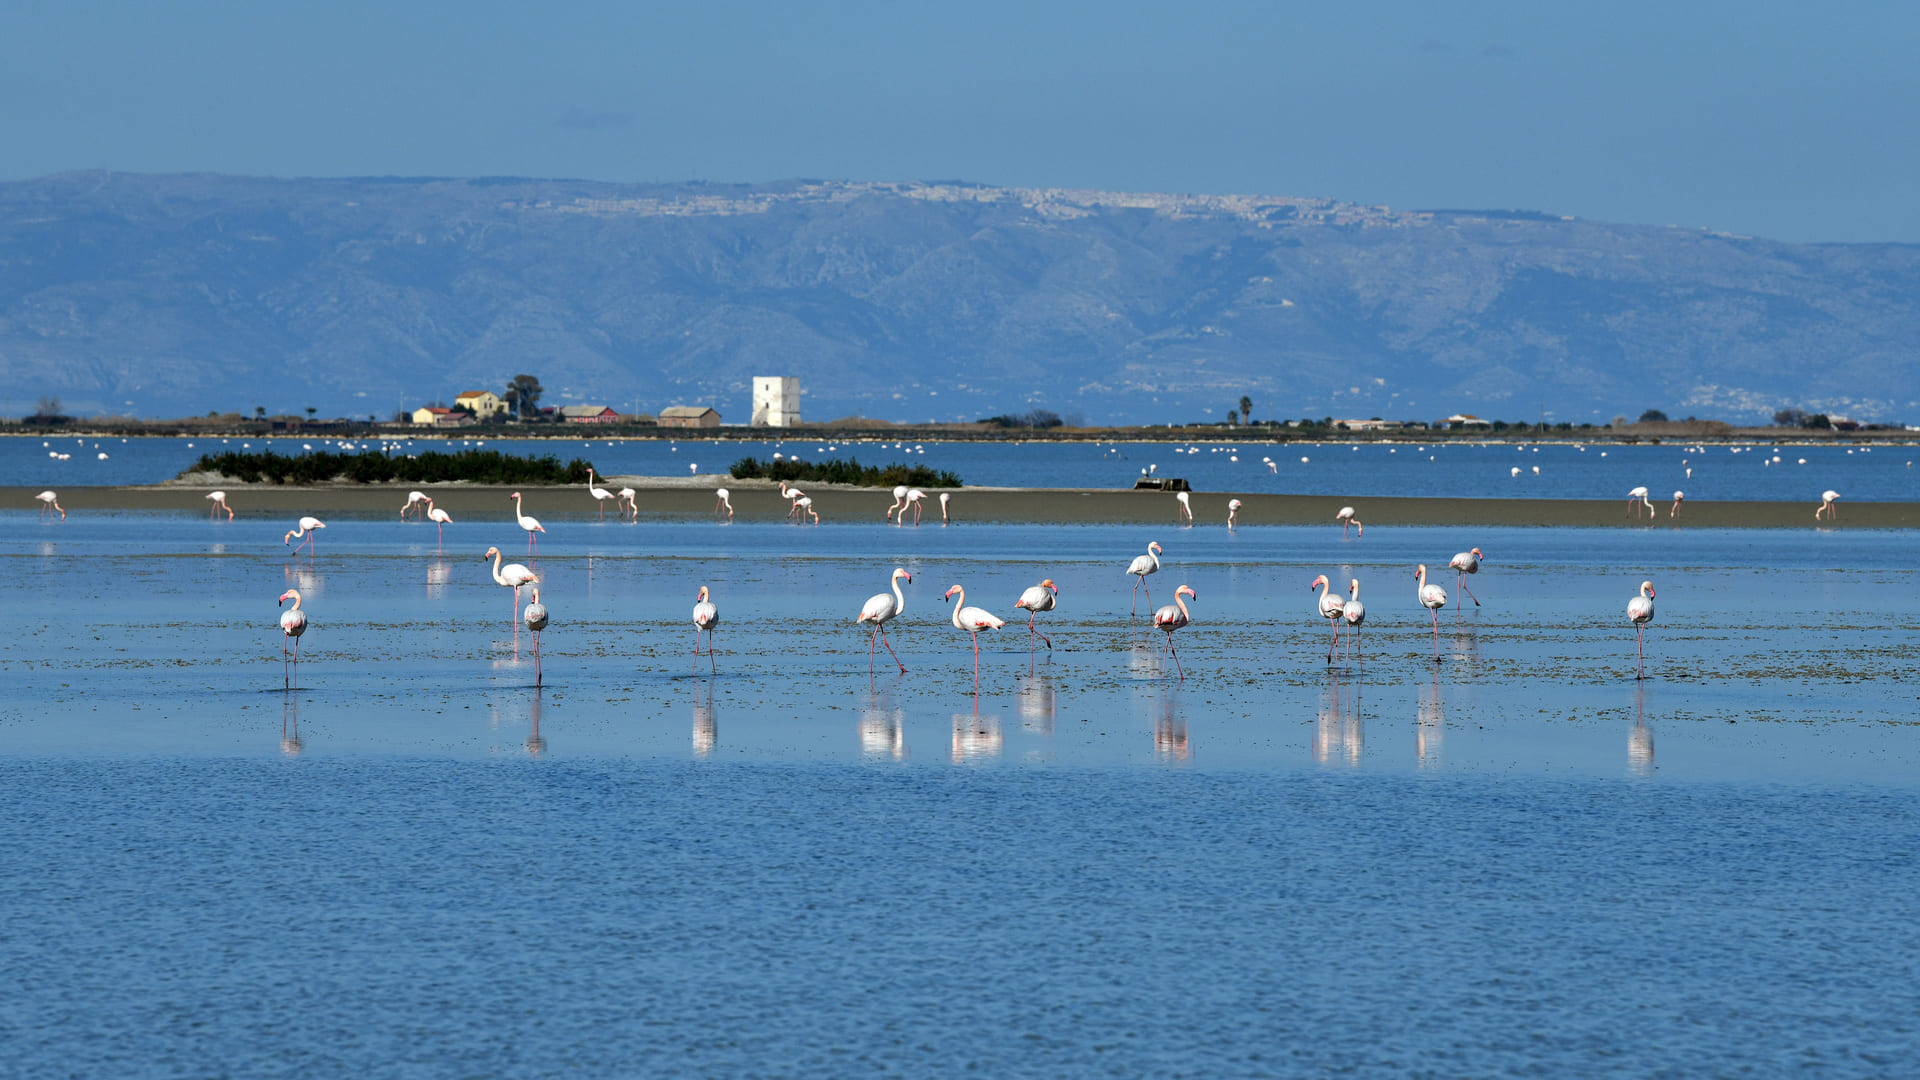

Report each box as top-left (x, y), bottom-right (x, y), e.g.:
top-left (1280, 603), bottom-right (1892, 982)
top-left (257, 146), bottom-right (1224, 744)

top-left (11, 479), bottom-right (1915, 528)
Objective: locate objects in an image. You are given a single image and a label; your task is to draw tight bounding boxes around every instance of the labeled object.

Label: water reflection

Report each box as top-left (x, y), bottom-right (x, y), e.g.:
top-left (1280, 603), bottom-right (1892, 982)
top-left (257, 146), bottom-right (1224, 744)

top-left (1629, 685), bottom-right (1655, 776)
top-left (1417, 671), bottom-right (1444, 769)
top-left (952, 707), bottom-right (1003, 763)
top-left (425, 559), bottom-right (453, 599)
top-left (1314, 676), bottom-right (1363, 767)
top-left (280, 697), bottom-right (303, 756)
top-left (692, 679), bottom-right (717, 758)
top-left (283, 564), bottom-right (324, 599)
top-left (859, 691), bottom-right (907, 761)
top-left (1153, 690), bottom-right (1190, 762)
top-left (1017, 670), bottom-right (1057, 736)
top-left (526, 690), bottom-right (546, 756)
top-left (37, 542), bottom-right (56, 557)
top-left (1128, 634), bottom-right (1164, 680)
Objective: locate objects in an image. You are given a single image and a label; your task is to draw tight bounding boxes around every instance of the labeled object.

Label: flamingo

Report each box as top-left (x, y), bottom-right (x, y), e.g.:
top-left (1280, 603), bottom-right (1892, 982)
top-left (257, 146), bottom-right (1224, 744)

top-left (944, 584), bottom-right (1006, 686)
top-left (856, 568), bottom-right (912, 675)
top-left (1336, 506), bottom-right (1357, 536)
top-left (1415, 564), bottom-right (1448, 663)
top-left (586, 468), bottom-right (616, 520)
top-left (283, 516), bottom-right (325, 554)
top-left (424, 500), bottom-right (453, 544)
top-left (1671, 491), bottom-right (1685, 518)
top-left (904, 489), bottom-right (926, 525)
top-left (485, 545), bottom-right (540, 624)
top-left (1014, 578), bottom-right (1058, 649)
top-left (1126, 541), bottom-right (1163, 616)
top-left (939, 492), bottom-right (951, 524)
top-left (1227, 498), bottom-right (1241, 530)
top-left (692, 585), bottom-right (719, 673)
top-left (1151, 585), bottom-right (1197, 681)
top-left (616, 486), bottom-right (637, 521)
top-left (510, 492), bottom-right (545, 555)
top-left (1311, 574), bottom-right (1346, 665)
top-left (277, 589), bottom-right (308, 689)
top-left (1628, 486), bottom-right (1654, 518)
top-left (797, 496), bottom-right (818, 524)
top-left (714, 487), bottom-right (732, 519)
top-left (1447, 547), bottom-right (1483, 607)
top-left (1175, 490), bottom-right (1193, 523)
top-left (34, 490), bottom-right (67, 522)
top-left (1817, 490), bottom-right (1840, 521)
top-left (885, 484), bottom-right (909, 521)
top-left (524, 588), bottom-right (549, 686)
top-left (401, 491), bottom-right (429, 520)
top-left (1343, 579), bottom-right (1367, 669)
top-left (206, 491), bottom-right (233, 521)
top-left (1627, 581), bottom-right (1656, 679)
top-left (778, 481), bottom-right (806, 519)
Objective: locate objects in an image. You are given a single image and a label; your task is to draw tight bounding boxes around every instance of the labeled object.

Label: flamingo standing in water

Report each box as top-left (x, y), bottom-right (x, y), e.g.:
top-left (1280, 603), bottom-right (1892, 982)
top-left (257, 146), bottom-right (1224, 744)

top-left (618, 487), bottom-right (638, 521)
top-left (585, 468), bottom-right (616, 520)
top-left (856, 568), bottom-right (912, 675)
top-left (939, 492), bottom-right (951, 524)
top-left (523, 588), bottom-right (549, 686)
top-left (944, 584), bottom-right (1006, 686)
top-left (1343, 579), bottom-right (1367, 669)
top-left (1227, 498), bottom-right (1241, 530)
top-left (1670, 491), bottom-right (1685, 518)
top-left (36, 490), bottom-right (64, 521)
top-left (1014, 579), bottom-right (1058, 650)
top-left (1448, 547), bottom-right (1483, 608)
top-left (1175, 490), bottom-right (1193, 523)
top-left (691, 585), bottom-right (719, 673)
top-left (1628, 486), bottom-right (1654, 518)
top-left (510, 492), bottom-right (545, 555)
top-left (903, 489), bottom-right (926, 525)
top-left (1311, 574), bottom-right (1346, 665)
top-left (1126, 541), bottom-right (1163, 616)
top-left (284, 516), bottom-right (325, 554)
top-left (424, 500), bottom-right (453, 544)
top-left (1817, 490), bottom-right (1840, 521)
top-left (401, 491), bottom-right (430, 520)
top-left (206, 491), bottom-right (233, 521)
top-left (485, 545), bottom-right (540, 624)
top-left (797, 496), bottom-right (819, 524)
top-left (1151, 585), bottom-right (1197, 681)
top-left (277, 589), bottom-right (308, 689)
top-left (1626, 580), bottom-right (1656, 679)
top-left (1414, 565), bottom-right (1449, 662)
top-left (1336, 506), bottom-right (1357, 536)
top-left (885, 484), bottom-right (909, 521)
top-left (777, 481), bottom-right (805, 519)
top-left (714, 487), bottom-right (733, 519)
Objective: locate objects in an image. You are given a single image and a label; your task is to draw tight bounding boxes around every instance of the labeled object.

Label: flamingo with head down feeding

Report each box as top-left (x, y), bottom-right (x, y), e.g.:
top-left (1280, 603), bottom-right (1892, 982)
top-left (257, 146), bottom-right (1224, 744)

top-left (284, 516), bottom-right (325, 554)
top-left (1151, 585), bottom-right (1197, 680)
top-left (1414, 564), bottom-right (1448, 663)
top-left (1671, 491), bottom-right (1685, 518)
top-left (277, 589), bottom-right (308, 689)
top-left (618, 487), bottom-right (638, 520)
top-left (1126, 541), bottom-right (1163, 616)
top-left (523, 588), bottom-right (549, 686)
top-left (1627, 581), bottom-right (1656, 679)
top-left (1175, 490), bottom-right (1193, 523)
top-left (401, 491), bottom-right (430, 520)
top-left (1014, 579), bottom-right (1058, 649)
top-left (1227, 498), bottom-right (1241, 530)
top-left (1311, 574), bottom-right (1345, 664)
top-left (510, 492), bottom-right (545, 555)
top-left (944, 584), bottom-right (1006, 686)
top-left (1336, 506), bottom-right (1357, 536)
top-left (1817, 490), bottom-right (1840, 521)
top-left (1628, 486), bottom-right (1654, 518)
top-left (856, 568), bottom-right (912, 675)
top-left (778, 481), bottom-right (806, 520)
top-left (206, 491), bottom-right (233, 521)
top-left (885, 484), bottom-right (909, 521)
top-left (903, 489), bottom-right (926, 525)
top-left (691, 585), bottom-right (719, 673)
top-left (714, 487), bottom-right (732, 519)
top-left (485, 545), bottom-right (540, 624)
top-left (939, 492), bottom-right (951, 524)
top-left (797, 496), bottom-right (818, 524)
top-left (36, 490), bottom-right (63, 522)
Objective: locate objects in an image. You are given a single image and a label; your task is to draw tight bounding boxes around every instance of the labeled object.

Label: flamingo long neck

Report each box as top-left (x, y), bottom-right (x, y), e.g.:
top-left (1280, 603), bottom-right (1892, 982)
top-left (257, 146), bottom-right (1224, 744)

top-left (1176, 592), bottom-right (1190, 620)
top-left (287, 593), bottom-right (302, 611)
top-left (1149, 547), bottom-right (1160, 571)
top-left (950, 587), bottom-right (966, 628)
top-left (1416, 567), bottom-right (1427, 600)
top-left (892, 575), bottom-right (906, 614)
top-left (491, 550), bottom-right (507, 585)
top-left (1318, 579), bottom-right (1334, 606)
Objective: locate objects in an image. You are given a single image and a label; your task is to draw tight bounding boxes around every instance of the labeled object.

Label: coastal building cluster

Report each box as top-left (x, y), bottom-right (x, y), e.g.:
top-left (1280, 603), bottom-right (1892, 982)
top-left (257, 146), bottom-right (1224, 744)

top-left (403, 375), bottom-right (800, 430)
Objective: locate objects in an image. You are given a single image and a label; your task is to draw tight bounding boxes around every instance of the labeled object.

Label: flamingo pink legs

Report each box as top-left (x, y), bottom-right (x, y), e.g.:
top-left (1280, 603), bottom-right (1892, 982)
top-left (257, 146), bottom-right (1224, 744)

top-left (283, 634), bottom-right (299, 689)
top-left (1025, 612), bottom-right (1052, 650)
top-left (692, 626), bottom-right (717, 674)
top-left (868, 626), bottom-right (906, 676)
top-left (1131, 578), bottom-right (1151, 617)
top-left (1162, 631), bottom-right (1184, 681)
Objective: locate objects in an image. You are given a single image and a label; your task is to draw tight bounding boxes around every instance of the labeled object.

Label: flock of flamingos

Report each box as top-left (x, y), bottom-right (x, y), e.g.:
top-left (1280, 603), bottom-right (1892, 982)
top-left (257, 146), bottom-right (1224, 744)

top-left (29, 475), bottom-right (1854, 691)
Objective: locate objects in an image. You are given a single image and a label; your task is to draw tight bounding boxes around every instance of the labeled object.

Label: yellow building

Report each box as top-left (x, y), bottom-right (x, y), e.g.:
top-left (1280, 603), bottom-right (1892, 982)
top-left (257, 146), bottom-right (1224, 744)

top-left (453, 390), bottom-right (508, 419)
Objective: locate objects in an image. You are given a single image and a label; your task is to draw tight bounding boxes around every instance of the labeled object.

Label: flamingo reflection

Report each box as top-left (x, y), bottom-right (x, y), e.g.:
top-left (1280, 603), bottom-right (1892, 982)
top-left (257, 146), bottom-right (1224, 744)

top-left (526, 690), bottom-right (546, 756)
top-left (1153, 691), bottom-right (1189, 762)
top-left (425, 559), bottom-right (453, 599)
top-left (952, 706), bottom-right (1003, 763)
top-left (1417, 670), bottom-right (1444, 768)
top-left (860, 693), bottom-right (907, 761)
top-left (1314, 676), bottom-right (1363, 766)
top-left (1628, 684), bottom-right (1655, 776)
top-left (280, 697), bottom-right (303, 756)
top-left (692, 679), bottom-right (718, 758)
top-left (1017, 669), bottom-right (1057, 736)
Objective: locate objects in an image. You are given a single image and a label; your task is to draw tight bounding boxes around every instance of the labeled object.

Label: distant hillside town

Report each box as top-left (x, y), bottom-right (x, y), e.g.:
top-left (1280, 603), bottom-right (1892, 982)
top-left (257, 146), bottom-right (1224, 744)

top-left (395, 374), bottom-right (800, 431)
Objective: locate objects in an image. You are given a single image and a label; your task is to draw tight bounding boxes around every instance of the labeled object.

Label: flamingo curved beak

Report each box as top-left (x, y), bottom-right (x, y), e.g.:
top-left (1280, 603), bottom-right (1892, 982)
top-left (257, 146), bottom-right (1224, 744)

top-left (944, 586), bottom-right (960, 602)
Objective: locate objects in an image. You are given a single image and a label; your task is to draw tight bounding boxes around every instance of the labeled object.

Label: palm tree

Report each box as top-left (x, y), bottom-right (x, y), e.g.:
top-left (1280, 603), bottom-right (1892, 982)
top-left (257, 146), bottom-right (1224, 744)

top-left (1240, 395), bottom-right (1253, 425)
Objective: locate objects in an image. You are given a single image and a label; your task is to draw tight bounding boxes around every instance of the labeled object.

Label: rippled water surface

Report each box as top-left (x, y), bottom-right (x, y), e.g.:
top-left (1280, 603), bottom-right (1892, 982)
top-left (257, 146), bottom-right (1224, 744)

top-left (3, 512), bottom-right (1917, 1076)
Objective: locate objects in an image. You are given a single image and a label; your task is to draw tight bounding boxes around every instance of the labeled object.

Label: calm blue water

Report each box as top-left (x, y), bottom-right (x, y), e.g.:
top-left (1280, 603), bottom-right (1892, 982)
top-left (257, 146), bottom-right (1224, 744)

top-left (7, 432), bottom-right (1919, 501)
top-left (4, 512), bottom-right (1919, 1075)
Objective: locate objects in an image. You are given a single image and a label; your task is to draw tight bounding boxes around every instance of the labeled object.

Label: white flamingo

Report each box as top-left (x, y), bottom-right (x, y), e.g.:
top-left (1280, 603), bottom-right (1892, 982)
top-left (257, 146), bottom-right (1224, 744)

top-left (778, 481), bottom-right (806, 520)
top-left (797, 496), bottom-right (818, 524)
top-left (1126, 541), bottom-right (1163, 616)
top-left (1628, 486), bottom-right (1654, 518)
top-left (277, 589), bottom-right (308, 689)
top-left (401, 491), bottom-right (429, 520)
top-left (586, 468), bottom-right (616, 520)
top-left (206, 491), bottom-right (233, 521)
top-left (283, 516), bottom-right (325, 554)
top-left (424, 500), bottom-right (453, 544)
top-left (524, 588), bottom-right (549, 686)
top-left (1448, 547), bottom-right (1483, 608)
top-left (1336, 505), bottom-right (1357, 536)
top-left (485, 545), bottom-right (540, 624)
top-left (856, 568), bottom-right (912, 675)
top-left (692, 585), bottom-right (719, 673)
top-left (1627, 581), bottom-right (1656, 679)
top-left (885, 484), bottom-right (909, 521)
top-left (1671, 491), bottom-right (1685, 518)
top-left (35, 490), bottom-right (63, 521)
top-left (1014, 578), bottom-right (1058, 650)
top-left (1175, 490), bottom-right (1193, 523)
top-left (939, 492), bottom-right (951, 524)
top-left (1343, 579), bottom-right (1367, 668)
top-left (903, 489), bottom-right (926, 525)
top-left (1311, 574), bottom-right (1346, 665)
top-left (618, 487), bottom-right (638, 520)
top-left (714, 487), bottom-right (732, 519)
top-left (1227, 498), bottom-right (1241, 529)
top-left (944, 584), bottom-right (1006, 686)
top-left (510, 492), bottom-right (545, 555)
top-left (1151, 585), bottom-right (1197, 681)
top-left (1817, 489), bottom-right (1840, 521)
top-left (1415, 564), bottom-right (1449, 663)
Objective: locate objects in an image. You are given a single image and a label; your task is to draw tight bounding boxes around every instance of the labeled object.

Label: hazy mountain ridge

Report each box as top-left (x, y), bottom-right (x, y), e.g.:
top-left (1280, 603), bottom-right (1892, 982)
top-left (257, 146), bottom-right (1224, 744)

top-left (2, 171), bottom-right (1916, 424)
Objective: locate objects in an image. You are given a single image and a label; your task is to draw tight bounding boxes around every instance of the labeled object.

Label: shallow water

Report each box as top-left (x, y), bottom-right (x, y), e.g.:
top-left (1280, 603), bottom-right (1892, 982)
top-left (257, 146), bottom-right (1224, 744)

top-left (3, 513), bottom-right (1918, 1076)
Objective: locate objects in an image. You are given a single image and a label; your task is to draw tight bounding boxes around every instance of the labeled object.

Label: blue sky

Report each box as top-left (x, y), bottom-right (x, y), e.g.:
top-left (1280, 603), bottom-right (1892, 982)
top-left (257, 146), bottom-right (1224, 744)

top-left (3, 0), bottom-right (1915, 242)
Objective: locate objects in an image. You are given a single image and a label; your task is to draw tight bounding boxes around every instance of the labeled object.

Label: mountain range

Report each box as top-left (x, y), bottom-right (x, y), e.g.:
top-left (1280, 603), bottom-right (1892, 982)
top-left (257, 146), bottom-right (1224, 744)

top-left (3, 171), bottom-right (1918, 425)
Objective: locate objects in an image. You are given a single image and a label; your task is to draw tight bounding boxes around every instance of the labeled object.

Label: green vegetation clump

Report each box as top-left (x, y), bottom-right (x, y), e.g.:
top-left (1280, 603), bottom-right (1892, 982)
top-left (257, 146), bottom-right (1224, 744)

top-left (188, 449), bottom-right (594, 485)
top-left (729, 456), bottom-right (961, 488)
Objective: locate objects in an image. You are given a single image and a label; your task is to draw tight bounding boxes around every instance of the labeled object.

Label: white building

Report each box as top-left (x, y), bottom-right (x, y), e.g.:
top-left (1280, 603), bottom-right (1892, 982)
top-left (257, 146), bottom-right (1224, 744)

top-left (752, 377), bottom-right (802, 427)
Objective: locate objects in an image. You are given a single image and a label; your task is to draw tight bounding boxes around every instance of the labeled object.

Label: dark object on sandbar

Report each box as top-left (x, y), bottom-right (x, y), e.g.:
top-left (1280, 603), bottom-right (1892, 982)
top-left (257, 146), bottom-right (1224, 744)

top-left (1134, 477), bottom-right (1191, 492)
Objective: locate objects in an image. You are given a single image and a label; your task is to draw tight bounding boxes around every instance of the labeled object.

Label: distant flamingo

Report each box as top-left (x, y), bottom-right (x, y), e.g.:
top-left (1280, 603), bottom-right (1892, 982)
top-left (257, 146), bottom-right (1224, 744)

top-left (35, 490), bottom-right (63, 521)
top-left (1227, 498), bottom-right (1241, 530)
top-left (1414, 564), bottom-right (1449, 663)
top-left (1151, 585), bottom-right (1197, 681)
top-left (1343, 579), bottom-right (1367, 668)
top-left (904, 489), bottom-right (926, 525)
top-left (1336, 506), bottom-right (1357, 536)
top-left (1175, 490), bottom-right (1193, 523)
top-left (692, 585), bottom-right (719, 673)
top-left (885, 484), bottom-right (909, 521)
top-left (524, 588), bottom-right (549, 686)
top-left (586, 468), bottom-right (616, 520)
top-left (944, 584), bottom-right (1006, 686)
top-left (510, 492), bottom-right (545, 555)
top-left (1817, 490), bottom-right (1840, 521)
top-left (283, 516), bottom-right (325, 554)
top-left (939, 492), bottom-right (951, 524)
top-left (797, 496), bottom-right (819, 524)
top-left (206, 491), bottom-right (233, 521)
top-left (1670, 491), bottom-right (1685, 518)
top-left (1448, 547), bottom-right (1483, 607)
top-left (401, 491), bottom-right (429, 520)
top-left (1311, 574), bottom-right (1346, 665)
top-left (1126, 541), bottom-right (1163, 616)
top-left (619, 487), bottom-right (638, 520)
top-left (778, 481), bottom-right (806, 520)
top-left (424, 500), bottom-right (453, 544)
top-left (1014, 578), bottom-right (1058, 649)
top-left (485, 545), bottom-right (540, 624)
top-left (856, 567), bottom-right (912, 675)
top-left (1628, 486), bottom-right (1654, 518)
top-left (277, 588), bottom-right (308, 689)
top-left (714, 487), bottom-right (733, 519)
top-left (1627, 580), bottom-right (1656, 679)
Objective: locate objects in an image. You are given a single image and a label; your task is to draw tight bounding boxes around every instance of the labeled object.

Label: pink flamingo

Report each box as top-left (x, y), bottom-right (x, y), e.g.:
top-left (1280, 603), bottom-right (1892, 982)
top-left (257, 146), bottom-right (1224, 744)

top-left (1415, 564), bottom-right (1448, 662)
top-left (1336, 506), bottom-right (1357, 536)
top-left (856, 568), bottom-right (912, 675)
top-left (1014, 578), bottom-right (1058, 650)
top-left (586, 468), bottom-right (616, 520)
top-left (206, 491), bottom-right (233, 521)
top-left (944, 584), bottom-right (1006, 686)
top-left (714, 487), bottom-right (732, 519)
top-left (939, 492), bottom-right (951, 524)
top-left (1670, 491), bottom-right (1684, 518)
top-left (485, 545), bottom-right (540, 624)
top-left (424, 500), bottom-right (453, 544)
top-left (903, 489), bottom-right (926, 525)
top-left (1311, 574), bottom-right (1346, 665)
top-left (1343, 579), bottom-right (1366, 668)
top-left (1817, 490), bottom-right (1840, 521)
top-left (1448, 547), bottom-right (1483, 608)
top-left (283, 516), bottom-right (325, 554)
top-left (510, 492), bottom-right (545, 555)
top-left (524, 588), bottom-right (549, 686)
top-left (277, 589), bottom-right (308, 689)
top-left (401, 491), bottom-right (429, 520)
top-left (797, 496), bottom-right (819, 524)
top-left (1627, 581), bottom-right (1656, 679)
top-left (1126, 541), bottom-right (1163, 616)
top-left (1151, 585), bottom-right (1197, 680)
top-left (618, 486), bottom-right (638, 521)
top-left (1628, 486), bottom-right (1654, 518)
top-left (1227, 498), bottom-right (1241, 530)
top-left (36, 490), bottom-right (64, 522)
top-left (692, 585), bottom-right (719, 673)
top-left (778, 481), bottom-right (806, 520)
top-left (1175, 490), bottom-right (1193, 523)
top-left (885, 484), bottom-right (909, 521)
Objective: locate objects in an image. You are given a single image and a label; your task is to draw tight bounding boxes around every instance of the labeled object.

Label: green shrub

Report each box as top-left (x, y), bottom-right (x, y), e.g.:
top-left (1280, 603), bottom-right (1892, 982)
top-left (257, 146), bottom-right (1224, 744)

top-left (187, 449), bottom-right (594, 485)
top-left (729, 456), bottom-right (961, 488)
